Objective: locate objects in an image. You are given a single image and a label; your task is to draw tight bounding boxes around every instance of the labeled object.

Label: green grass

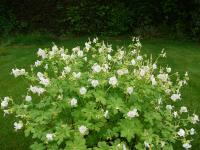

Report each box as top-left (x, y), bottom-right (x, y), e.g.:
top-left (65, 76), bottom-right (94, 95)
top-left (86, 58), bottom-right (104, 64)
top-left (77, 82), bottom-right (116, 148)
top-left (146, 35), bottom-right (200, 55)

top-left (0, 35), bottom-right (200, 150)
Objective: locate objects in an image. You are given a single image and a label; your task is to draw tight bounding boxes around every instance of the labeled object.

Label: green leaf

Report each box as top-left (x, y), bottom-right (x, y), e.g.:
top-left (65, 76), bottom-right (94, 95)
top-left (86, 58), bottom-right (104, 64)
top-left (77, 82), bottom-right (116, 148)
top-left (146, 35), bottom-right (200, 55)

top-left (119, 119), bottom-right (143, 142)
top-left (65, 134), bottom-right (87, 150)
top-left (93, 89), bottom-right (107, 105)
top-left (94, 142), bottom-right (110, 150)
top-left (30, 142), bottom-right (45, 150)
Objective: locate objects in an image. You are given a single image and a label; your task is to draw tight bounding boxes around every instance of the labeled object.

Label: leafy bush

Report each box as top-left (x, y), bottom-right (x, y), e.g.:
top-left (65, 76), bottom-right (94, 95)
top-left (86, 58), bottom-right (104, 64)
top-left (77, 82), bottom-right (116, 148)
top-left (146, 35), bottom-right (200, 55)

top-left (1, 38), bottom-right (199, 149)
top-left (1, 0), bottom-right (200, 38)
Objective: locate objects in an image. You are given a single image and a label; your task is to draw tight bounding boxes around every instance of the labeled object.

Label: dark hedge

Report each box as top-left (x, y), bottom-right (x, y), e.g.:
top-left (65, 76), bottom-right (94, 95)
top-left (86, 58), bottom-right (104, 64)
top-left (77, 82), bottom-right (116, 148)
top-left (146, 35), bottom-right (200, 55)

top-left (0, 0), bottom-right (200, 38)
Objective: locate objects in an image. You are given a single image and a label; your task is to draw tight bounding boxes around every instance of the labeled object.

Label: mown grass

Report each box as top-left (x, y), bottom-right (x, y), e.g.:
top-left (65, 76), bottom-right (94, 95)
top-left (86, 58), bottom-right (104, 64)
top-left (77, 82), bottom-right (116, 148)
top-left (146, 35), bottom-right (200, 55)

top-left (0, 35), bottom-right (200, 150)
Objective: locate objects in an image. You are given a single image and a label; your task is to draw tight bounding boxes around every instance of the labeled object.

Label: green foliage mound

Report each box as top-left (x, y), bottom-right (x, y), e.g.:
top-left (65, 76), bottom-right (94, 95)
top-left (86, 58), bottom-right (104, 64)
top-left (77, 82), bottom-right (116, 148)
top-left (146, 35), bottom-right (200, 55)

top-left (1, 38), bottom-right (199, 149)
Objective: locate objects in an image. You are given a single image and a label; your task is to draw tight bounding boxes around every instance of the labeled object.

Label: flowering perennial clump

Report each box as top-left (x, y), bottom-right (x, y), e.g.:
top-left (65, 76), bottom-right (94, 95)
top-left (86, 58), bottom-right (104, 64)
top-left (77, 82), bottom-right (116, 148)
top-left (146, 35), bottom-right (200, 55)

top-left (1, 37), bottom-right (199, 150)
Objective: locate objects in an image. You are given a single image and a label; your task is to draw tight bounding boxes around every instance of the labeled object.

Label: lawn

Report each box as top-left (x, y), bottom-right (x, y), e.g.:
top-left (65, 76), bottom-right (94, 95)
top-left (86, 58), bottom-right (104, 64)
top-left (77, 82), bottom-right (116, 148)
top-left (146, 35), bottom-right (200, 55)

top-left (0, 35), bottom-right (200, 150)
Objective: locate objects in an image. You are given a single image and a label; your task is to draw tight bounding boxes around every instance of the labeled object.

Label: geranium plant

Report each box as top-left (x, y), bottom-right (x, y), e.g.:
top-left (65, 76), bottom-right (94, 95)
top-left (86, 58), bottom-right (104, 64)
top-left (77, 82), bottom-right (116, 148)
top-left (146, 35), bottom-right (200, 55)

top-left (1, 37), bottom-right (199, 150)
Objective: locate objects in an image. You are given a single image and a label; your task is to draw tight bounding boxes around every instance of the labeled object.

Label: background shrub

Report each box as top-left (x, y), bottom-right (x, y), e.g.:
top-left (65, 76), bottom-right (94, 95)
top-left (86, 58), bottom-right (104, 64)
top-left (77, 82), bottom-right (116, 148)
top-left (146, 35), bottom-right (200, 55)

top-left (0, 0), bottom-right (200, 38)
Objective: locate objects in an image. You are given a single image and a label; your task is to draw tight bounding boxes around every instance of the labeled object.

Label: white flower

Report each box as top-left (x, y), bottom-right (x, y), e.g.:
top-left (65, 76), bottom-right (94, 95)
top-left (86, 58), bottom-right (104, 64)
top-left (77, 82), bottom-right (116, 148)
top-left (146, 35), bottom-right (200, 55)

top-left (48, 45), bottom-right (58, 58)
top-left (144, 141), bottom-right (150, 148)
top-left (91, 80), bottom-right (99, 87)
top-left (177, 129), bottom-right (185, 137)
top-left (171, 93), bottom-right (181, 101)
top-left (14, 121), bottom-right (23, 131)
top-left (127, 109), bottom-right (139, 118)
top-left (70, 98), bottom-right (77, 107)
top-left (107, 54), bottom-right (112, 60)
top-left (40, 78), bottom-right (50, 86)
top-left (107, 46), bottom-right (112, 53)
top-left (37, 48), bottom-right (47, 59)
top-left (72, 72), bottom-right (81, 79)
top-left (1, 97), bottom-right (10, 109)
top-left (117, 69), bottom-right (124, 76)
top-left (25, 95), bottom-right (32, 102)
top-left (122, 144), bottom-right (127, 150)
top-left (93, 37), bottom-right (98, 43)
top-left (127, 87), bottom-right (133, 94)
top-left (85, 42), bottom-right (91, 51)
top-left (131, 59), bottom-right (136, 65)
top-left (104, 110), bottom-right (109, 118)
top-left (80, 87), bottom-right (87, 95)
top-left (29, 86), bottom-right (45, 95)
top-left (150, 75), bottom-right (157, 85)
top-left (191, 114), bottom-right (199, 124)
top-left (136, 55), bottom-right (143, 61)
top-left (11, 68), bottom-right (26, 77)
top-left (190, 128), bottom-right (195, 135)
top-left (79, 125), bottom-right (88, 135)
top-left (77, 50), bottom-right (84, 57)
top-left (52, 45), bottom-right (58, 52)
top-left (157, 98), bottom-right (162, 105)
top-left (139, 66), bottom-right (149, 77)
top-left (61, 53), bottom-right (70, 60)
top-left (34, 60), bottom-right (42, 67)
top-left (3, 110), bottom-right (10, 115)
top-left (157, 73), bottom-right (168, 82)
top-left (98, 47), bottom-right (104, 53)
top-left (166, 105), bottom-right (173, 110)
top-left (92, 63), bottom-right (101, 73)
top-left (153, 64), bottom-right (157, 69)
top-left (180, 106), bottom-right (188, 113)
top-left (37, 72), bottom-right (50, 86)
top-left (44, 64), bottom-right (48, 70)
top-left (102, 64), bottom-right (109, 72)
top-left (64, 66), bottom-right (71, 74)
top-left (183, 142), bottom-right (192, 149)
top-left (135, 41), bottom-right (142, 47)
top-left (173, 111), bottom-right (178, 118)
top-left (166, 67), bottom-right (171, 73)
top-left (72, 46), bottom-right (80, 53)
top-left (117, 68), bottom-right (129, 76)
top-left (46, 133), bottom-right (54, 141)
top-left (37, 72), bottom-right (44, 79)
top-left (109, 76), bottom-right (118, 86)
top-left (131, 49), bottom-right (137, 55)
top-left (60, 48), bottom-right (65, 54)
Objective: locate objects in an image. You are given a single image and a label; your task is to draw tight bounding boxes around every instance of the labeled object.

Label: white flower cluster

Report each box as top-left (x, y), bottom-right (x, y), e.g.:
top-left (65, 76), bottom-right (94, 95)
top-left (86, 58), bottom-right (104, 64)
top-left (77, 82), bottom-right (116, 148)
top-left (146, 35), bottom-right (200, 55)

top-left (25, 95), bottom-right (32, 102)
top-left (70, 98), bottom-right (78, 107)
top-left (117, 68), bottom-right (129, 76)
top-left (127, 109), bottom-right (139, 118)
top-left (127, 87), bottom-right (134, 95)
top-left (29, 85), bottom-right (45, 95)
top-left (37, 72), bottom-right (50, 86)
top-left (14, 121), bottom-right (23, 131)
top-left (79, 87), bottom-right (87, 95)
top-left (37, 48), bottom-right (47, 59)
top-left (92, 63), bottom-right (101, 73)
top-left (90, 79), bottom-right (99, 87)
top-left (1, 97), bottom-right (11, 109)
top-left (109, 76), bottom-right (118, 87)
top-left (79, 125), bottom-right (88, 135)
top-left (46, 133), bottom-right (54, 141)
top-left (11, 68), bottom-right (26, 77)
